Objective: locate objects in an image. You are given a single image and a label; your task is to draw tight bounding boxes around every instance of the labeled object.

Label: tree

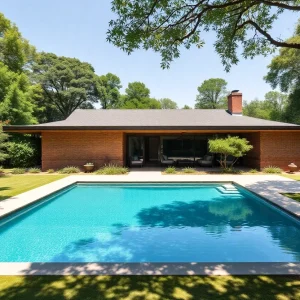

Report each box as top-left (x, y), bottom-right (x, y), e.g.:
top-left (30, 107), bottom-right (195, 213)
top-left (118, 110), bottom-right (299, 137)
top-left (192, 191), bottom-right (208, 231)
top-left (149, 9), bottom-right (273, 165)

top-left (265, 21), bottom-right (300, 93)
top-left (208, 136), bottom-right (253, 169)
top-left (0, 122), bottom-right (8, 163)
top-left (97, 73), bottom-right (122, 109)
top-left (0, 62), bottom-right (39, 125)
top-left (120, 82), bottom-right (162, 109)
top-left (32, 52), bottom-right (99, 119)
top-left (0, 13), bottom-right (36, 73)
top-left (195, 78), bottom-right (227, 109)
top-left (107, 1), bottom-right (300, 70)
top-left (159, 98), bottom-right (178, 109)
top-left (182, 105), bottom-right (191, 109)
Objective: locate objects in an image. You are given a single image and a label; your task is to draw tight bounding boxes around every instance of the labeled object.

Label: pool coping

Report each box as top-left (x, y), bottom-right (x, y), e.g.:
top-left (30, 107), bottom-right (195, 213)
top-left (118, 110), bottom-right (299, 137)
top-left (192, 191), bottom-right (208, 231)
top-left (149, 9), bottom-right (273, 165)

top-left (1, 173), bottom-right (300, 275)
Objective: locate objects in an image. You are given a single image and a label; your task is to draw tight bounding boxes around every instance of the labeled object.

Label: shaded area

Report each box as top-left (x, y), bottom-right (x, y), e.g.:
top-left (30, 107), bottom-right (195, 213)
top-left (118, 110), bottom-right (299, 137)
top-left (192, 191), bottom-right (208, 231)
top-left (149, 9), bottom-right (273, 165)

top-left (0, 275), bottom-right (299, 300)
top-left (283, 193), bottom-right (300, 203)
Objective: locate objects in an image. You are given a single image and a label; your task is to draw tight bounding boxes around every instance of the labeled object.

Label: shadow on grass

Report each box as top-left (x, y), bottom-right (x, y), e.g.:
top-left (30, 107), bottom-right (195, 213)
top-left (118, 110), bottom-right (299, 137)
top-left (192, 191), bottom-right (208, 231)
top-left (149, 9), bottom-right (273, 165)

top-left (0, 186), bottom-right (11, 201)
top-left (0, 274), bottom-right (299, 300)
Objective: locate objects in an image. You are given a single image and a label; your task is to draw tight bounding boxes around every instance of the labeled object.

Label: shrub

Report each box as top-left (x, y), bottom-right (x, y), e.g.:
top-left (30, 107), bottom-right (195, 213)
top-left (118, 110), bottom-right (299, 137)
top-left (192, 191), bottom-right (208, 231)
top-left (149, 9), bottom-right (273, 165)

top-left (11, 168), bottom-right (26, 174)
top-left (47, 169), bottom-right (55, 173)
top-left (95, 164), bottom-right (128, 175)
top-left (164, 166), bottom-right (177, 174)
top-left (182, 167), bottom-right (196, 173)
top-left (7, 141), bottom-right (37, 168)
top-left (59, 166), bottom-right (81, 174)
top-left (28, 167), bottom-right (41, 173)
top-left (0, 166), bottom-right (3, 173)
top-left (209, 135), bottom-right (253, 169)
top-left (249, 168), bottom-right (259, 174)
top-left (221, 167), bottom-right (242, 174)
top-left (262, 166), bottom-right (282, 174)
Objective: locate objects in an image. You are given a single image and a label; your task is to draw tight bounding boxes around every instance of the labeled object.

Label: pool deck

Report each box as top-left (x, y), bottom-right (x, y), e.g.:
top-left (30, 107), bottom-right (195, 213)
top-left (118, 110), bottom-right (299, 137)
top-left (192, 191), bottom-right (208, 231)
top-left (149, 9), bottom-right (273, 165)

top-left (1, 172), bottom-right (300, 276)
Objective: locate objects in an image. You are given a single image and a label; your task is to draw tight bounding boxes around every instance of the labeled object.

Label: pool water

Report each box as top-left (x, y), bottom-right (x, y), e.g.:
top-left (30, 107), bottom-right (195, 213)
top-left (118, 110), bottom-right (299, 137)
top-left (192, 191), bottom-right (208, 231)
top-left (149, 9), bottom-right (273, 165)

top-left (1, 183), bottom-right (300, 263)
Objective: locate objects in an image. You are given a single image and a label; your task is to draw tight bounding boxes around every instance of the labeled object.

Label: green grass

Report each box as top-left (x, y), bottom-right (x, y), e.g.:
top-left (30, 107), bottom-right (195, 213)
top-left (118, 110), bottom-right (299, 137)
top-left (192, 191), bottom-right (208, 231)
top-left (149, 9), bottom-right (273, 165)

top-left (281, 174), bottom-right (300, 181)
top-left (0, 175), bottom-right (67, 201)
top-left (0, 275), bottom-right (299, 300)
top-left (282, 193), bottom-right (300, 203)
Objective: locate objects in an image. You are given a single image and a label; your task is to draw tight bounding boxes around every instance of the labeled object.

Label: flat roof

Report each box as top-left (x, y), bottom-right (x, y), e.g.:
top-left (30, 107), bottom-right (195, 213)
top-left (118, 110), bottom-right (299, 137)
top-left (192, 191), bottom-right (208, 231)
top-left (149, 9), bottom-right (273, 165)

top-left (3, 109), bottom-right (300, 132)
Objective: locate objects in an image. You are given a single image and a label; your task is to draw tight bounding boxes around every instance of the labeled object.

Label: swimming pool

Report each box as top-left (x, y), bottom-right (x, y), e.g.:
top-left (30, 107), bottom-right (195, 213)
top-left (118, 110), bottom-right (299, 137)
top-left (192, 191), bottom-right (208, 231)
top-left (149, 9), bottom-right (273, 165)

top-left (1, 183), bottom-right (300, 263)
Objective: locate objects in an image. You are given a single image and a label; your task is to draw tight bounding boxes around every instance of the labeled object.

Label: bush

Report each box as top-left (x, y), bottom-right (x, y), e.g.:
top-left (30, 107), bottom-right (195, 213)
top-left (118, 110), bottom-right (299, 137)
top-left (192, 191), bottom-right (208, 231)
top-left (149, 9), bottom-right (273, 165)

top-left (182, 167), bottom-right (196, 173)
top-left (7, 141), bottom-right (37, 168)
top-left (95, 164), bottom-right (128, 175)
top-left (249, 168), bottom-right (259, 173)
top-left (28, 167), bottom-right (41, 173)
top-left (0, 166), bottom-right (3, 173)
top-left (11, 168), bottom-right (26, 174)
top-left (262, 166), bottom-right (282, 174)
top-left (59, 166), bottom-right (81, 174)
top-left (221, 167), bottom-right (242, 174)
top-left (164, 166), bottom-right (177, 174)
top-left (47, 169), bottom-right (55, 173)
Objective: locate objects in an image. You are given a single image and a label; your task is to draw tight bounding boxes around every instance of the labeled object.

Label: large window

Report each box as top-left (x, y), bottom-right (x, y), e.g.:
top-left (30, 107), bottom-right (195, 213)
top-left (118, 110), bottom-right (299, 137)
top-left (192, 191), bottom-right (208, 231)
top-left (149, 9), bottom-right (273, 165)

top-left (128, 136), bottom-right (144, 159)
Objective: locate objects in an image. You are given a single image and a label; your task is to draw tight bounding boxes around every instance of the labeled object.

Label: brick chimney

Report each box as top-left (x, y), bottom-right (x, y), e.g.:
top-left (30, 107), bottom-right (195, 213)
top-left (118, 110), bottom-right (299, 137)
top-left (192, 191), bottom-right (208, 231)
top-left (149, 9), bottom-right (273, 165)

top-left (227, 91), bottom-right (242, 115)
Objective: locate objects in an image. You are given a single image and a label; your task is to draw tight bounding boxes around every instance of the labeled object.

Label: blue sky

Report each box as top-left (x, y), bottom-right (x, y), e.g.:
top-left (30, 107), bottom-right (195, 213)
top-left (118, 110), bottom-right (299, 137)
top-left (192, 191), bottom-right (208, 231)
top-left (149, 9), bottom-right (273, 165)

top-left (0, 0), bottom-right (299, 108)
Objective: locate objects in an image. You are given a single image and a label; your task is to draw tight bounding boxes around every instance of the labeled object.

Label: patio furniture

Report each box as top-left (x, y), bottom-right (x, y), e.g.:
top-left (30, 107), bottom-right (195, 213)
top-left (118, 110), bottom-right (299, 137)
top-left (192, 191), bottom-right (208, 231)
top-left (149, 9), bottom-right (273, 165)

top-left (197, 155), bottom-right (213, 167)
top-left (130, 156), bottom-right (144, 168)
top-left (161, 155), bottom-right (175, 166)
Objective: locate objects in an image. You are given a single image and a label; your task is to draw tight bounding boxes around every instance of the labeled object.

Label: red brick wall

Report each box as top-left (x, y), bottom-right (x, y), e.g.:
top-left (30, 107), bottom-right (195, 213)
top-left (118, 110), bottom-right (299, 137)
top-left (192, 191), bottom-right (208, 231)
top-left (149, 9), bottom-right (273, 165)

top-left (42, 131), bottom-right (125, 171)
top-left (260, 132), bottom-right (300, 170)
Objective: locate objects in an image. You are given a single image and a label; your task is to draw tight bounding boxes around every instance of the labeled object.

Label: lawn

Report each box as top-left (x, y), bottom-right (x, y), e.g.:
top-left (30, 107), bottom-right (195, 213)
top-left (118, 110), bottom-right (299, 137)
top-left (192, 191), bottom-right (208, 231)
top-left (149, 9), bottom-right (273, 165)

top-left (281, 174), bottom-right (300, 181)
top-left (282, 193), bottom-right (300, 203)
top-left (0, 275), bottom-right (299, 300)
top-left (0, 174), bottom-right (67, 201)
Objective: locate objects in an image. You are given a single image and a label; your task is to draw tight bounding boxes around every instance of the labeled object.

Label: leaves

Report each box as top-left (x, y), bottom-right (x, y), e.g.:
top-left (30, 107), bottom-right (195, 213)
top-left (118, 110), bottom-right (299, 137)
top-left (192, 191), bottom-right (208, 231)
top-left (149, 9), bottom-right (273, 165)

top-left (195, 78), bottom-right (228, 109)
top-left (108, 1), bottom-right (300, 70)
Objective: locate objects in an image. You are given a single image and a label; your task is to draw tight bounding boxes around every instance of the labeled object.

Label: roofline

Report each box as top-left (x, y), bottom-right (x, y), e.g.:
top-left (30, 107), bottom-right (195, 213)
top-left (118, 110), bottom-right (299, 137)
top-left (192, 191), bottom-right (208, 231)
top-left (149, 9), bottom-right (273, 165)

top-left (3, 125), bottom-right (300, 132)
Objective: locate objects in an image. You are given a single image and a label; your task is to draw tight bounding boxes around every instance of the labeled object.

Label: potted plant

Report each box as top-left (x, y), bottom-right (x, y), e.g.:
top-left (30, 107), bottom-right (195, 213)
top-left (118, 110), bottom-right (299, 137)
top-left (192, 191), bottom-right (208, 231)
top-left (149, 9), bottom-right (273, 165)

top-left (83, 162), bottom-right (94, 172)
top-left (288, 163), bottom-right (297, 173)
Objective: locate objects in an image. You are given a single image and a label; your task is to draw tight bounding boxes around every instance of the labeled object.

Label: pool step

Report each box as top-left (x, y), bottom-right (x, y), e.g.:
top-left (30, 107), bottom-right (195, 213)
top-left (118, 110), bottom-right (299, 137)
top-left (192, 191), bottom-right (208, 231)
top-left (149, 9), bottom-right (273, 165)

top-left (217, 184), bottom-right (240, 195)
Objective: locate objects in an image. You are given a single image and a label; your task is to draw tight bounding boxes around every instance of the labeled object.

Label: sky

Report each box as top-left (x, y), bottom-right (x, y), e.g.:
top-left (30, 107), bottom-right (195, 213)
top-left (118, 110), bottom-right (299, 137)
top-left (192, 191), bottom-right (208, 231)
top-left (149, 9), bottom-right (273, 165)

top-left (0, 0), bottom-right (299, 108)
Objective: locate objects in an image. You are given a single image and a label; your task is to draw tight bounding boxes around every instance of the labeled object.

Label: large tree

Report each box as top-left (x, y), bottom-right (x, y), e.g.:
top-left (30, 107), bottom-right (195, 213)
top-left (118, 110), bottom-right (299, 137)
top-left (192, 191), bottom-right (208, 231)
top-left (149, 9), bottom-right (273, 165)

top-left (195, 78), bottom-right (227, 109)
top-left (32, 52), bottom-right (99, 119)
top-left (0, 122), bottom-right (8, 163)
top-left (97, 73), bottom-right (122, 109)
top-left (120, 81), bottom-right (161, 109)
top-left (159, 98), bottom-right (178, 109)
top-left (107, 1), bottom-right (300, 70)
top-left (0, 13), bottom-right (35, 73)
top-left (0, 62), bottom-right (39, 125)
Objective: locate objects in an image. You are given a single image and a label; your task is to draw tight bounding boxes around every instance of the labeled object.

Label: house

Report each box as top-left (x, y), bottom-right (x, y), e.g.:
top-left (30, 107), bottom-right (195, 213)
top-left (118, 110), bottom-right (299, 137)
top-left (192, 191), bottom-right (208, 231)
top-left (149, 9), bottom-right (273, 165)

top-left (3, 92), bottom-right (300, 171)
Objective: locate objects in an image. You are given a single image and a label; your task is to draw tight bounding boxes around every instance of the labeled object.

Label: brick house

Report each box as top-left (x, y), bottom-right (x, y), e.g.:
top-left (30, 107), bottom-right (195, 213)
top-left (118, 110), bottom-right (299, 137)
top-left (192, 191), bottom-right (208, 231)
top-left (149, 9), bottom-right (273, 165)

top-left (4, 92), bottom-right (300, 171)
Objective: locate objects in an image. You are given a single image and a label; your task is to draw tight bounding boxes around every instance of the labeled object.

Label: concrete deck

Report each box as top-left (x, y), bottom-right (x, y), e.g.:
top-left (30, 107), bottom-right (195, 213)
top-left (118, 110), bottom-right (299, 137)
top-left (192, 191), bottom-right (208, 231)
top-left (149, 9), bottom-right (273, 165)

top-left (1, 172), bottom-right (300, 275)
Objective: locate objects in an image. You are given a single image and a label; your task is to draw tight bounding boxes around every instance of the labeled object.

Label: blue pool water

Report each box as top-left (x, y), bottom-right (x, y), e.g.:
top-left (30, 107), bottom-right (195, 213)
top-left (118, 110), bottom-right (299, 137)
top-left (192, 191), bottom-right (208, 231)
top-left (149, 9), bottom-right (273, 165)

top-left (1, 183), bottom-right (300, 263)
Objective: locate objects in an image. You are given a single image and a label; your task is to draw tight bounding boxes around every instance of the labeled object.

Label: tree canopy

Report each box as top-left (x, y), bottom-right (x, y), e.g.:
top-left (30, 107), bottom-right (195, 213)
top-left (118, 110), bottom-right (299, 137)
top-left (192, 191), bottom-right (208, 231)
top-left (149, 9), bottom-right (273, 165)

top-left (195, 78), bottom-right (227, 109)
top-left (97, 73), bottom-right (122, 109)
top-left (160, 98), bottom-right (178, 109)
top-left (32, 52), bottom-right (99, 119)
top-left (0, 13), bottom-right (35, 73)
top-left (107, 0), bottom-right (300, 70)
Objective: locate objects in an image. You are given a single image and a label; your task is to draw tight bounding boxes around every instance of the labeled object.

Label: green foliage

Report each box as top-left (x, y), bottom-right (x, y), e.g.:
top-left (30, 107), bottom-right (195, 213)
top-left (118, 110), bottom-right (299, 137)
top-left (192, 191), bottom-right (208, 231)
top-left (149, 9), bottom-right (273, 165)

top-left (209, 136), bottom-right (253, 169)
top-left (11, 168), bottom-right (26, 174)
top-left (120, 82), bottom-right (161, 109)
top-left (0, 123), bottom-right (8, 162)
top-left (249, 169), bottom-right (259, 174)
top-left (47, 169), bottom-right (55, 174)
top-left (0, 64), bottom-right (39, 124)
top-left (28, 167), bottom-right (41, 173)
top-left (58, 166), bottom-right (81, 174)
top-left (32, 52), bottom-right (99, 119)
top-left (0, 166), bottom-right (3, 173)
top-left (160, 98), bottom-right (178, 109)
top-left (262, 166), bottom-right (282, 174)
top-left (182, 105), bottom-right (191, 109)
top-left (97, 73), bottom-right (122, 109)
top-left (95, 164), bottom-right (128, 175)
top-left (164, 166), bottom-right (177, 174)
top-left (0, 13), bottom-right (36, 73)
top-left (243, 91), bottom-right (288, 122)
top-left (182, 167), bottom-right (196, 173)
top-left (7, 141), bottom-right (37, 168)
top-left (107, 1), bottom-right (300, 70)
top-left (195, 79), bottom-right (227, 109)
top-left (221, 167), bottom-right (243, 174)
